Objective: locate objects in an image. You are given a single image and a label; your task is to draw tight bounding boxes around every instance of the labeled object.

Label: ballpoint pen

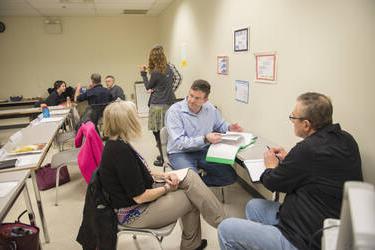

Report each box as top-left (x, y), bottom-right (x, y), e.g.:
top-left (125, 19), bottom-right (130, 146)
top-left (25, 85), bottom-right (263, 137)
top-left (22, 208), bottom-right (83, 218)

top-left (266, 145), bottom-right (281, 162)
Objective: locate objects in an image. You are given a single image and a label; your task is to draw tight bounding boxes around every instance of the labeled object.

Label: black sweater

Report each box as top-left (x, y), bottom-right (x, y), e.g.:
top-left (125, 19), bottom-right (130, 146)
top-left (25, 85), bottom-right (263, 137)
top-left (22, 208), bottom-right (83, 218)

top-left (261, 123), bottom-right (363, 250)
top-left (99, 139), bottom-right (154, 209)
top-left (141, 64), bottom-right (176, 106)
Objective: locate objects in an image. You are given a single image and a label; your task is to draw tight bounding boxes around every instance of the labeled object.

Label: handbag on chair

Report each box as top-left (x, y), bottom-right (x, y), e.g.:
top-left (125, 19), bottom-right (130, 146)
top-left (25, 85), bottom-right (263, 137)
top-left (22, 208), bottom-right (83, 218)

top-left (0, 210), bottom-right (39, 250)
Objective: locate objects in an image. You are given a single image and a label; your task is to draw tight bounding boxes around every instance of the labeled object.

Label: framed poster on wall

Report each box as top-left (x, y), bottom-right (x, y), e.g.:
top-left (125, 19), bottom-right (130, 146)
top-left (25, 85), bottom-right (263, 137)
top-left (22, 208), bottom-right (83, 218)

top-left (234, 28), bottom-right (249, 52)
top-left (255, 52), bottom-right (277, 83)
top-left (235, 80), bottom-right (249, 103)
top-left (217, 56), bottom-right (229, 75)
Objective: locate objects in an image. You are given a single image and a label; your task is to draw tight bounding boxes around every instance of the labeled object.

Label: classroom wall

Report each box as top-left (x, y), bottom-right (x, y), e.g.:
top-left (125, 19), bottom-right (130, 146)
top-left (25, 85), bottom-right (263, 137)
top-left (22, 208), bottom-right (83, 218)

top-left (0, 16), bottom-right (159, 100)
top-left (159, 0), bottom-right (375, 184)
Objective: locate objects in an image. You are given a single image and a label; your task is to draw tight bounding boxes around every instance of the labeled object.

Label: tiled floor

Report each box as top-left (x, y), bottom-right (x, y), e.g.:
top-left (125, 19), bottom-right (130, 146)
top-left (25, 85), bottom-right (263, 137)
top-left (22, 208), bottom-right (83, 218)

top-left (3, 117), bottom-right (252, 250)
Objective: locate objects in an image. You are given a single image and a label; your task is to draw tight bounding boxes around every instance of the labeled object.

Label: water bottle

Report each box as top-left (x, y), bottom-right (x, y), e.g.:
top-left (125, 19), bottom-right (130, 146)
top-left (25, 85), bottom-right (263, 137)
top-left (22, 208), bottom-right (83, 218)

top-left (42, 106), bottom-right (50, 118)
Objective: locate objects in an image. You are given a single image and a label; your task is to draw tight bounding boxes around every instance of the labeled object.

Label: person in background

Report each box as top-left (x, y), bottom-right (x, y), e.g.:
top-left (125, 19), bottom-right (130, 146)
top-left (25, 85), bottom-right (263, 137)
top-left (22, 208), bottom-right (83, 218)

top-left (74, 73), bottom-right (112, 132)
top-left (218, 92), bottom-right (363, 250)
top-left (140, 45), bottom-right (176, 167)
top-left (42, 80), bottom-right (66, 106)
top-left (99, 100), bottom-right (225, 250)
top-left (105, 75), bottom-right (126, 100)
top-left (165, 79), bottom-right (241, 187)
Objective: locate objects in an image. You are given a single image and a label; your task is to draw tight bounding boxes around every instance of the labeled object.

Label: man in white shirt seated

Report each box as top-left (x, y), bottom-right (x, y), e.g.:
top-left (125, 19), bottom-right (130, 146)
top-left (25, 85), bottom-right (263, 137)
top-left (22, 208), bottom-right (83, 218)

top-left (165, 79), bottom-right (242, 187)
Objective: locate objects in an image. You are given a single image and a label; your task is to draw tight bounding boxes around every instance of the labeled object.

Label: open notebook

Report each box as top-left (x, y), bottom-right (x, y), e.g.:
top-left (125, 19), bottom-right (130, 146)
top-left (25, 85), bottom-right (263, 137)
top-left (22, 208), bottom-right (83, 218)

top-left (205, 132), bottom-right (256, 165)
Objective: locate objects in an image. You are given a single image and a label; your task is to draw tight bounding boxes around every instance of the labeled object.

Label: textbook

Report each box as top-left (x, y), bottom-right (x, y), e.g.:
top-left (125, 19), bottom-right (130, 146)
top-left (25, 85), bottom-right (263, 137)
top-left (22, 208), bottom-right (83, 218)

top-left (205, 132), bottom-right (257, 165)
top-left (243, 159), bottom-right (266, 182)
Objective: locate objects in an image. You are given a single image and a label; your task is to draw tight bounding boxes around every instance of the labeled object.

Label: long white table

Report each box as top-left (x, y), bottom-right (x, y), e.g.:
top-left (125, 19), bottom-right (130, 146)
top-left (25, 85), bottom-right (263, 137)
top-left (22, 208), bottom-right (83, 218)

top-left (0, 170), bottom-right (34, 223)
top-left (0, 108), bottom-right (72, 243)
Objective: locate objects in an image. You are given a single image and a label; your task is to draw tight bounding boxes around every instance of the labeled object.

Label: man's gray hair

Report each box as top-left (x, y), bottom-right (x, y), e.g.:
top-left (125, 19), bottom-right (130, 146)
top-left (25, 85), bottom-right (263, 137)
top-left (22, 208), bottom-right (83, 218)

top-left (297, 92), bottom-right (333, 130)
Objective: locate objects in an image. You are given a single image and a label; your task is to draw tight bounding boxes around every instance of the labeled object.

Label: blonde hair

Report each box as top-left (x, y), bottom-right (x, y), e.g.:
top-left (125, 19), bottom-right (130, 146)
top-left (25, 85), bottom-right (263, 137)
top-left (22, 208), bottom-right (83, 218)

top-left (103, 101), bottom-right (141, 141)
top-left (148, 45), bottom-right (168, 74)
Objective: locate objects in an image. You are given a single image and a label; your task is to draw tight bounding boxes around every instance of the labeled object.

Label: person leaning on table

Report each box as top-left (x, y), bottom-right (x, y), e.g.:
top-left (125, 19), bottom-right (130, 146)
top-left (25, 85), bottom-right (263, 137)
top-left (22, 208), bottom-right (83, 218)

top-left (98, 100), bottom-right (225, 250)
top-left (218, 92), bottom-right (363, 250)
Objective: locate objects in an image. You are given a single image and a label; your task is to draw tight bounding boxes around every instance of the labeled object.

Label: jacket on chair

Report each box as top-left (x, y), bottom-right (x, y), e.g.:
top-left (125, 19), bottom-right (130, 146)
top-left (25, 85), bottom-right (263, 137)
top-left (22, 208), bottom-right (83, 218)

top-left (75, 121), bottom-right (103, 183)
top-left (76, 169), bottom-right (117, 250)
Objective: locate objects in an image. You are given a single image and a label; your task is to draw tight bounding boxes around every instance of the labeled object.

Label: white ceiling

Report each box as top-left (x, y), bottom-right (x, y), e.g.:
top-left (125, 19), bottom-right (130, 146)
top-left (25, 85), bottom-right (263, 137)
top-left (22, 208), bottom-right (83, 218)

top-left (0, 0), bottom-right (175, 17)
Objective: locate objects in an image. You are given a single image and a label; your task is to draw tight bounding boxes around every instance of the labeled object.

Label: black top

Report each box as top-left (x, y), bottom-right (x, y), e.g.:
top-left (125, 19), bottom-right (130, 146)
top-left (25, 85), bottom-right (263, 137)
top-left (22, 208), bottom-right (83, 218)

top-left (109, 85), bottom-right (125, 100)
top-left (43, 90), bottom-right (65, 106)
top-left (77, 84), bottom-right (112, 106)
top-left (261, 123), bottom-right (363, 250)
top-left (141, 64), bottom-right (176, 106)
top-left (99, 139), bottom-right (154, 209)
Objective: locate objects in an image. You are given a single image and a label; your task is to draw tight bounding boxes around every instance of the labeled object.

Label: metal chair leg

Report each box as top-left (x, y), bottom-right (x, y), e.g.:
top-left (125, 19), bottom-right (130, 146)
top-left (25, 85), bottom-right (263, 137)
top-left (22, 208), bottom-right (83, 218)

top-left (55, 166), bottom-right (62, 206)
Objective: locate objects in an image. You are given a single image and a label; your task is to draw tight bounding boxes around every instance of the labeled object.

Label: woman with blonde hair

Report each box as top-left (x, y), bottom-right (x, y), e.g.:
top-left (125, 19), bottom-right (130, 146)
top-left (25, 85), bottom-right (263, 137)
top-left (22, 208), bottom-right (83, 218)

top-left (98, 101), bottom-right (225, 250)
top-left (140, 45), bottom-right (176, 167)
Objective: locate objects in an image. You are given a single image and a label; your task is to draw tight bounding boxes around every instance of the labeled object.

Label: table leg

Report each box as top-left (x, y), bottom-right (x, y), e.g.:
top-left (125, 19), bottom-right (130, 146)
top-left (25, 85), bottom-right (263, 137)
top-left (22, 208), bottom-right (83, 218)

top-left (23, 184), bottom-right (43, 249)
top-left (31, 170), bottom-right (50, 243)
top-left (22, 184), bottom-right (36, 226)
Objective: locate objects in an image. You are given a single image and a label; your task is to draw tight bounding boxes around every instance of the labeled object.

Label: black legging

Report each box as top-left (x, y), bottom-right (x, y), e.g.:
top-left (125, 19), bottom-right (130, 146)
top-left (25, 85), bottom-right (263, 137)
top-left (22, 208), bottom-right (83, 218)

top-left (153, 131), bottom-right (164, 162)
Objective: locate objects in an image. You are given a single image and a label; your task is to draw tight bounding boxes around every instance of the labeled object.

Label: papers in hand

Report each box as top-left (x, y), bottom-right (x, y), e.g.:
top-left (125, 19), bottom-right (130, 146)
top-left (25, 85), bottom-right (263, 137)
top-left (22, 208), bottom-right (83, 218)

top-left (244, 159), bottom-right (266, 182)
top-left (206, 132), bottom-right (257, 165)
top-left (169, 168), bottom-right (189, 181)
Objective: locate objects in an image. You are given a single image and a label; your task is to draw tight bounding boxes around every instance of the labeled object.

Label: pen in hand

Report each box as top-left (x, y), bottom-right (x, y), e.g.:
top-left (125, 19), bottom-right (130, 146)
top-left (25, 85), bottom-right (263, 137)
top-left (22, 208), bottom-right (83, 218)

top-left (266, 145), bottom-right (281, 162)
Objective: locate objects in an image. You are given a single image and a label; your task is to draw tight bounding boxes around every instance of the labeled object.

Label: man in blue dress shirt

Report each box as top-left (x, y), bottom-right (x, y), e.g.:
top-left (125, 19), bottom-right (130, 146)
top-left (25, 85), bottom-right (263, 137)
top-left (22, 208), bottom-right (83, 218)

top-left (165, 79), bottom-right (242, 186)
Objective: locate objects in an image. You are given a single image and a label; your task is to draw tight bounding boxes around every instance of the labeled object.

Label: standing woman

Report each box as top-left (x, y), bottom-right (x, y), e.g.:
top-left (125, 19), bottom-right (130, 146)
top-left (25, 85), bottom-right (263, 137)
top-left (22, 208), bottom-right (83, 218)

top-left (140, 45), bottom-right (176, 166)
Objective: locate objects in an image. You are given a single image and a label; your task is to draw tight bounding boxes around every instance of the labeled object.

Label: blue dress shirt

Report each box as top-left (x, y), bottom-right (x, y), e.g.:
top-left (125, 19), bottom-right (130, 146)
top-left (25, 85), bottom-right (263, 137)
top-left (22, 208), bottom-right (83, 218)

top-left (166, 98), bottom-right (229, 154)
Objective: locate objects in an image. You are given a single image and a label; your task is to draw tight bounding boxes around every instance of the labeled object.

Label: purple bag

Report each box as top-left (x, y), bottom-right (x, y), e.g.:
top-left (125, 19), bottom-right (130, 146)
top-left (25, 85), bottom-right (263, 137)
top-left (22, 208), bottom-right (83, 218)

top-left (0, 210), bottom-right (39, 250)
top-left (35, 164), bottom-right (70, 191)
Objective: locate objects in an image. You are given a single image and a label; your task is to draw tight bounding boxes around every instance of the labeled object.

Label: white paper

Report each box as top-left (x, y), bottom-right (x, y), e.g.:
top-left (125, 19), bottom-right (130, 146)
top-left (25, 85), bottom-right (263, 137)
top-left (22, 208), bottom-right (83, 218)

top-left (170, 168), bottom-right (189, 181)
top-left (244, 159), bottom-right (266, 182)
top-left (221, 134), bottom-right (241, 141)
top-left (39, 117), bottom-right (64, 123)
top-left (15, 154), bottom-right (41, 167)
top-left (0, 181), bottom-right (18, 197)
top-left (235, 80), bottom-right (249, 103)
top-left (207, 143), bottom-right (239, 161)
top-left (226, 132), bottom-right (254, 148)
top-left (50, 109), bottom-right (70, 115)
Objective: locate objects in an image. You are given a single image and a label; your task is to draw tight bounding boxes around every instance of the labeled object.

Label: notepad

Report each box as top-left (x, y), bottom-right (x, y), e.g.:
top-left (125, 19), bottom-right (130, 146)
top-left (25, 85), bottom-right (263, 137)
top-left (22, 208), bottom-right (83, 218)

top-left (243, 159), bottom-right (266, 182)
top-left (206, 132), bottom-right (256, 165)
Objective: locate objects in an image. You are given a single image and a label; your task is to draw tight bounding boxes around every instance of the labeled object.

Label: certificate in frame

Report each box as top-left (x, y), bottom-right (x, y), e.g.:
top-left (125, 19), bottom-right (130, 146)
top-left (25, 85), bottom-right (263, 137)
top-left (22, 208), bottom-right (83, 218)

top-left (217, 56), bottom-right (229, 75)
top-left (255, 52), bottom-right (277, 83)
top-left (234, 28), bottom-right (249, 52)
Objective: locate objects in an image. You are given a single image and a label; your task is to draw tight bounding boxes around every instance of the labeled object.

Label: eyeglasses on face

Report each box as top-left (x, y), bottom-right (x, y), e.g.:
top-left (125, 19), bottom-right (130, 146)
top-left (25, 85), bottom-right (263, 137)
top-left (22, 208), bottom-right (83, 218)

top-left (288, 115), bottom-right (306, 121)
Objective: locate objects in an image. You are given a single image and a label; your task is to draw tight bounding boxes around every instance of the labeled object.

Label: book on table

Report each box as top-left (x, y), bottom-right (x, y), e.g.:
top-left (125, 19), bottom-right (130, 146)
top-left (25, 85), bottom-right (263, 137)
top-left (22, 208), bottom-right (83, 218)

top-left (205, 132), bottom-right (257, 165)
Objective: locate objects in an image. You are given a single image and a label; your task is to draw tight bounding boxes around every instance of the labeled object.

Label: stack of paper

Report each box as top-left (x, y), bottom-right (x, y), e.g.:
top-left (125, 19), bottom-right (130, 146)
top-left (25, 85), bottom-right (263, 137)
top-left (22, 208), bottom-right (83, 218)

top-left (206, 132), bottom-right (256, 165)
top-left (243, 159), bottom-right (266, 182)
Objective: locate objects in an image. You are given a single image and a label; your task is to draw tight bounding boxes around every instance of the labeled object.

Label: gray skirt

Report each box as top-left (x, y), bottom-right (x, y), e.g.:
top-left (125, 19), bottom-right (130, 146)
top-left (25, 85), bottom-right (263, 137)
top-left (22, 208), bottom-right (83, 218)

top-left (148, 104), bottom-right (170, 131)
